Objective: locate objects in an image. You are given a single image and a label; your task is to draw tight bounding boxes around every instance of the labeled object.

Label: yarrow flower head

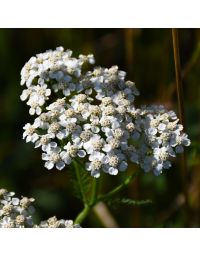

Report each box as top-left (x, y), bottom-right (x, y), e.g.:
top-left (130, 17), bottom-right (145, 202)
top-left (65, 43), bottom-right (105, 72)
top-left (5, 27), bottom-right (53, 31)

top-left (36, 217), bottom-right (80, 228)
top-left (0, 188), bottom-right (80, 228)
top-left (0, 188), bottom-right (35, 228)
top-left (20, 47), bottom-right (190, 177)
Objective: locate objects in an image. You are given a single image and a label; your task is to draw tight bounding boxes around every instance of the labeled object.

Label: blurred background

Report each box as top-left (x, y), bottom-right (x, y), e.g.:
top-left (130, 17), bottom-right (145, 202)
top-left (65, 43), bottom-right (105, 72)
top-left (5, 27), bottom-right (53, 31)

top-left (0, 29), bottom-right (199, 227)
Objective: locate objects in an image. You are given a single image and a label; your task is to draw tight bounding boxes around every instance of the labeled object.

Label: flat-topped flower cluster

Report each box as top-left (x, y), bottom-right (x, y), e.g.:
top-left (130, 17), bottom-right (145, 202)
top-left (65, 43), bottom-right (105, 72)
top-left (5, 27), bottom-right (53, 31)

top-left (20, 47), bottom-right (190, 177)
top-left (0, 188), bottom-right (79, 228)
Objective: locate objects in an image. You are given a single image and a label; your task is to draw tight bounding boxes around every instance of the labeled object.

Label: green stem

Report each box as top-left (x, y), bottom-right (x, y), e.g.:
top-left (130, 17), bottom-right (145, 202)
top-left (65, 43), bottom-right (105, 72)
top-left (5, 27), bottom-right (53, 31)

top-left (74, 168), bottom-right (138, 225)
top-left (74, 178), bottom-right (98, 225)
top-left (90, 178), bottom-right (98, 206)
top-left (72, 160), bottom-right (88, 205)
top-left (74, 205), bottom-right (91, 225)
top-left (97, 172), bottom-right (139, 202)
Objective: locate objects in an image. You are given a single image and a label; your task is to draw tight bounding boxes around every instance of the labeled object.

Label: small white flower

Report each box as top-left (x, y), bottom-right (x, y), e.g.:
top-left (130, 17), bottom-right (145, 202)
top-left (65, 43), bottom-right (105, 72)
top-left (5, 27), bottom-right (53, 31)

top-left (158, 123), bottom-right (166, 131)
top-left (20, 88), bottom-right (32, 101)
top-left (42, 146), bottom-right (65, 170)
top-left (83, 134), bottom-right (103, 154)
top-left (23, 123), bottom-right (39, 143)
top-left (86, 152), bottom-right (107, 177)
top-left (148, 127), bottom-right (157, 136)
top-left (34, 134), bottom-right (52, 151)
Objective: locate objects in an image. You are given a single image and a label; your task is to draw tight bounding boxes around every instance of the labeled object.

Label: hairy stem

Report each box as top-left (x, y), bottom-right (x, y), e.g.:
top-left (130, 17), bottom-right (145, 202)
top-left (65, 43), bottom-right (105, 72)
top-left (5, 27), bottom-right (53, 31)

top-left (73, 160), bottom-right (88, 205)
top-left (74, 177), bottom-right (97, 225)
top-left (74, 172), bottom-right (138, 225)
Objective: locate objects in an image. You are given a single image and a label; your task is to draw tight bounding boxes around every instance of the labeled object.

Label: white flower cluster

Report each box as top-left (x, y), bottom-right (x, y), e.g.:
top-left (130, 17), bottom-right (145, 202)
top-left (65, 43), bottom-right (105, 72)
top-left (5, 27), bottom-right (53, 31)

top-left (129, 105), bottom-right (191, 175)
top-left (0, 188), bottom-right (35, 228)
top-left (20, 47), bottom-right (190, 177)
top-left (37, 216), bottom-right (80, 228)
top-left (0, 188), bottom-right (79, 228)
top-left (20, 46), bottom-right (94, 115)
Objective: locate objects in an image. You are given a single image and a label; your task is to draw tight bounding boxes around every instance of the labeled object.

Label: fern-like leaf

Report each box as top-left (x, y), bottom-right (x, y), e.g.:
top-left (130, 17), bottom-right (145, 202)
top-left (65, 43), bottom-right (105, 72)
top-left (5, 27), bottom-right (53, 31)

top-left (107, 197), bottom-right (152, 208)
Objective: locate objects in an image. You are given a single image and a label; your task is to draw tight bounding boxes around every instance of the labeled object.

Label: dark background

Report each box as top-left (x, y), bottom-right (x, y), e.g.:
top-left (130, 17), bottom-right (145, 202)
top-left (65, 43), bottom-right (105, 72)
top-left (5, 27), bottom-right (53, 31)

top-left (0, 29), bottom-right (199, 227)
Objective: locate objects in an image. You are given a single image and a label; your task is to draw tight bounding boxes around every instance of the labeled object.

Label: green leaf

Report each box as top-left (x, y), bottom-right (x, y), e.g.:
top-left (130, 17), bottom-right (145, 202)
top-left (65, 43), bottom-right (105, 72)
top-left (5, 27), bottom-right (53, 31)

top-left (107, 197), bottom-right (152, 208)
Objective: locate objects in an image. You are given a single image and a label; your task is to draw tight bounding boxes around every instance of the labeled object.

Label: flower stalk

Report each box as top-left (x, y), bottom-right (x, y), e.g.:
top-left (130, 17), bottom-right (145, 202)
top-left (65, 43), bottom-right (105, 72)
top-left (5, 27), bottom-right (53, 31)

top-left (172, 28), bottom-right (190, 226)
top-left (73, 160), bottom-right (98, 224)
top-left (74, 171), bottom-right (138, 225)
top-left (97, 171), bottom-right (139, 203)
top-left (74, 205), bottom-right (91, 225)
top-left (73, 160), bottom-right (88, 205)
top-left (172, 29), bottom-right (185, 126)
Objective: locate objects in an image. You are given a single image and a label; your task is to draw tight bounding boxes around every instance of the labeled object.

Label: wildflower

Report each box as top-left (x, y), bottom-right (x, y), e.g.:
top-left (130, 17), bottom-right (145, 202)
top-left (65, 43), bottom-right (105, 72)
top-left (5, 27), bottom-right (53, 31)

top-left (42, 145), bottom-right (65, 170)
top-left (20, 47), bottom-right (190, 177)
top-left (0, 189), bottom-right (80, 228)
top-left (23, 123), bottom-right (38, 143)
top-left (0, 189), bottom-right (35, 228)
